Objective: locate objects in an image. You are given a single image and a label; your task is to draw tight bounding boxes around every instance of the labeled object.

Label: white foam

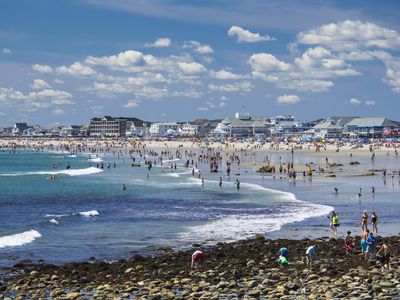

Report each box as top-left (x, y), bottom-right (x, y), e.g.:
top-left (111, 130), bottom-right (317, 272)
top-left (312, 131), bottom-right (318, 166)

top-left (68, 155), bottom-right (77, 158)
top-left (180, 181), bottom-right (333, 242)
top-left (0, 230), bottom-right (41, 248)
top-left (162, 173), bottom-right (180, 177)
top-left (79, 210), bottom-right (100, 217)
top-left (1, 167), bottom-right (103, 177)
top-left (88, 157), bottom-right (103, 163)
top-left (163, 158), bottom-right (181, 163)
top-left (49, 219), bottom-right (59, 225)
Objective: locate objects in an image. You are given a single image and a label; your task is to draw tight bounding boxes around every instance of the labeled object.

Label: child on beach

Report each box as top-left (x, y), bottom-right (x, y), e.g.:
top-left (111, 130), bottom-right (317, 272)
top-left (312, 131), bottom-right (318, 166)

top-left (344, 231), bottom-right (355, 253)
top-left (277, 247), bottom-right (288, 266)
top-left (376, 241), bottom-right (391, 272)
top-left (191, 250), bottom-right (203, 269)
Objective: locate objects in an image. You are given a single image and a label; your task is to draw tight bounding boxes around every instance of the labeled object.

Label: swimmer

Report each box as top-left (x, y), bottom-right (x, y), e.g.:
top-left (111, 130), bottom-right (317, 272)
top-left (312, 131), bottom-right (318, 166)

top-left (121, 184), bottom-right (126, 191)
top-left (235, 179), bottom-right (240, 190)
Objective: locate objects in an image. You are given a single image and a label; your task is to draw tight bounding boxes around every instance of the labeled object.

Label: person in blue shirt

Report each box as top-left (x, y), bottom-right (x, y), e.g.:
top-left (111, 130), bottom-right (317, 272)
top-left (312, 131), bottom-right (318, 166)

top-left (306, 245), bottom-right (318, 268)
top-left (365, 232), bottom-right (377, 261)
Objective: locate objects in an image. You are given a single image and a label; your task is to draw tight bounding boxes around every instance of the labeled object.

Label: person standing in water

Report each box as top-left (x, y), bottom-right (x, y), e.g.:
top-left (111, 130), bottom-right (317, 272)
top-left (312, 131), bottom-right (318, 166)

top-left (361, 211), bottom-right (368, 231)
top-left (219, 177), bottom-right (222, 188)
top-left (235, 179), bottom-right (240, 190)
top-left (371, 211), bottom-right (378, 234)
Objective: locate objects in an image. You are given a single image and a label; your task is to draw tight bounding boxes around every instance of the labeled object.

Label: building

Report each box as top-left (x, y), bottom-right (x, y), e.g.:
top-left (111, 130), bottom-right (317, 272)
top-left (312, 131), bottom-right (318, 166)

top-left (12, 123), bottom-right (29, 136)
top-left (270, 115), bottom-right (311, 138)
top-left (59, 125), bottom-right (82, 137)
top-left (312, 121), bottom-right (344, 139)
top-left (344, 118), bottom-right (398, 138)
top-left (89, 116), bottom-right (144, 137)
top-left (213, 113), bottom-right (271, 139)
top-left (149, 122), bottom-right (180, 136)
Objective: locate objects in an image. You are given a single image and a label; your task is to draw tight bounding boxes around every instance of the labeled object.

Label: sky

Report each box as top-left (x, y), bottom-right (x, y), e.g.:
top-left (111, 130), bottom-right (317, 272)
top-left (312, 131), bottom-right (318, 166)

top-left (0, 0), bottom-right (400, 127)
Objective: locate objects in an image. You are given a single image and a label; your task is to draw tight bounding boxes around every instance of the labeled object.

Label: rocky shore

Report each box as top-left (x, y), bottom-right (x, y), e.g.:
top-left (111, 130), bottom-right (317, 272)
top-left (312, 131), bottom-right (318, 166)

top-left (1, 235), bottom-right (400, 299)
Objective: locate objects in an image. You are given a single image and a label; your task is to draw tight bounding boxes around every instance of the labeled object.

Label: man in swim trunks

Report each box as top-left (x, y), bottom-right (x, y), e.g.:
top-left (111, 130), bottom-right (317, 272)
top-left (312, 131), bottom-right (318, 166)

top-left (306, 245), bottom-right (318, 268)
top-left (191, 250), bottom-right (203, 269)
top-left (360, 229), bottom-right (369, 254)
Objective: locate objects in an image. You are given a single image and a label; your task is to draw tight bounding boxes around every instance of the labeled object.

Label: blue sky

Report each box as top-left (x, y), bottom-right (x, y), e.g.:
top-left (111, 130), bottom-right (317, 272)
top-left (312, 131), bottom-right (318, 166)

top-left (0, 0), bottom-right (399, 127)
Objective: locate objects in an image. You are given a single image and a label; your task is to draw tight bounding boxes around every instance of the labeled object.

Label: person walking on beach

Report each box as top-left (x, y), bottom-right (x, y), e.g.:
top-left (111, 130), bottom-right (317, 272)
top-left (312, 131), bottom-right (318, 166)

top-left (329, 211), bottom-right (339, 235)
top-left (191, 250), bottom-right (203, 269)
top-left (371, 211), bottom-right (378, 234)
top-left (306, 245), bottom-right (318, 269)
top-left (376, 240), bottom-right (391, 272)
top-left (365, 232), bottom-right (377, 261)
top-left (361, 211), bottom-right (368, 231)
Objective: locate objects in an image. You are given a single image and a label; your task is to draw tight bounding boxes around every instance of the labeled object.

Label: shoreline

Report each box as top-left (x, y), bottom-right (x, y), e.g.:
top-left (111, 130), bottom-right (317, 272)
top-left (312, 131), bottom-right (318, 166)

top-left (2, 234), bottom-right (399, 299)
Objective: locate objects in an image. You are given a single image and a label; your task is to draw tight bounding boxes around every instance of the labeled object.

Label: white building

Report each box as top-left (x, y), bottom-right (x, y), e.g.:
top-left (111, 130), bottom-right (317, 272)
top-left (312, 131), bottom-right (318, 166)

top-left (312, 121), bottom-right (344, 139)
top-left (149, 122), bottom-right (180, 136)
top-left (213, 113), bottom-right (271, 139)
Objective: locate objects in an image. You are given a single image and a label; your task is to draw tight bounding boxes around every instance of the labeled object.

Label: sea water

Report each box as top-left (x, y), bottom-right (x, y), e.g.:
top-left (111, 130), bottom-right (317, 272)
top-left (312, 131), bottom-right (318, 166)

top-left (0, 149), bottom-right (398, 266)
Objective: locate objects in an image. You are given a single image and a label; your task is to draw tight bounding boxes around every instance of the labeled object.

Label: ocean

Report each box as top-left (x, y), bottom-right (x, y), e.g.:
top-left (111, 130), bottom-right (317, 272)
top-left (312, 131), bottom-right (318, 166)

top-left (0, 148), bottom-right (399, 267)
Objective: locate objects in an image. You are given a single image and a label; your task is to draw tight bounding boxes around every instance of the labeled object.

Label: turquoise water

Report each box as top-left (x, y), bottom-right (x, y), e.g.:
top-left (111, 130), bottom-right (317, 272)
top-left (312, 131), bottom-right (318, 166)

top-left (0, 149), bottom-right (332, 266)
top-left (1, 148), bottom-right (399, 267)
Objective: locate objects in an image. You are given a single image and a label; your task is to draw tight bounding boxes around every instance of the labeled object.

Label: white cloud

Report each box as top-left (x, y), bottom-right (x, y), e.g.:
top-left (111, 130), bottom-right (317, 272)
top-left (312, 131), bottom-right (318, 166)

top-left (297, 20), bottom-right (400, 51)
top-left (2, 48), bottom-right (11, 54)
top-left (365, 100), bottom-right (375, 106)
top-left (124, 100), bottom-right (140, 108)
top-left (219, 102), bottom-right (227, 107)
top-left (30, 79), bottom-right (52, 90)
top-left (85, 50), bottom-right (145, 68)
top-left (146, 38), bottom-right (172, 48)
top-left (54, 78), bottom-right (64, 84)
top-left (208, 81), bottom-right (253, 92)
top-left (183, 40), bottom-right (214, 54)
top-left (177, 61), bottom-right (206, 74)
top-left (51, 108), bottom-right (65, 115)
top-left (211, 69), bottom-right (244, 80)
top-left (32, 64), bottom-right (53, 74)
top-left (278, 79), bottom-right (334, 92)
top-left (197, 106), bottom-right (209, 111)
top-left (249, 53), bottom-right (290, 72)
top-left (56, 62), bottom-right (96, 77)
top-left (276, 94), bottom-right (301, 104)
top-left (228, 26), bottom-right (273, 43)
top-left (349, 98), bottom-right (362, 105)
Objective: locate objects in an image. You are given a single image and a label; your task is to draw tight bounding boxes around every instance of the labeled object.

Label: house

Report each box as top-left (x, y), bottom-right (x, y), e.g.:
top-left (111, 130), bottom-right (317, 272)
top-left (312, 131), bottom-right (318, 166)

top-left (213, 113), bottom-right (271, 139)
top-left (270, 115), bottom-right (311, 139)
top-left (344, 118), bottom-right (398, 138)
top-left (149, 122), bottom-right (180, 136)
top-left (312, 121), bottom-right (344, 139)
top-left (59, 125), bottom-right (82, 137)
top-left (12, 123), bottom-right (29, 136)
